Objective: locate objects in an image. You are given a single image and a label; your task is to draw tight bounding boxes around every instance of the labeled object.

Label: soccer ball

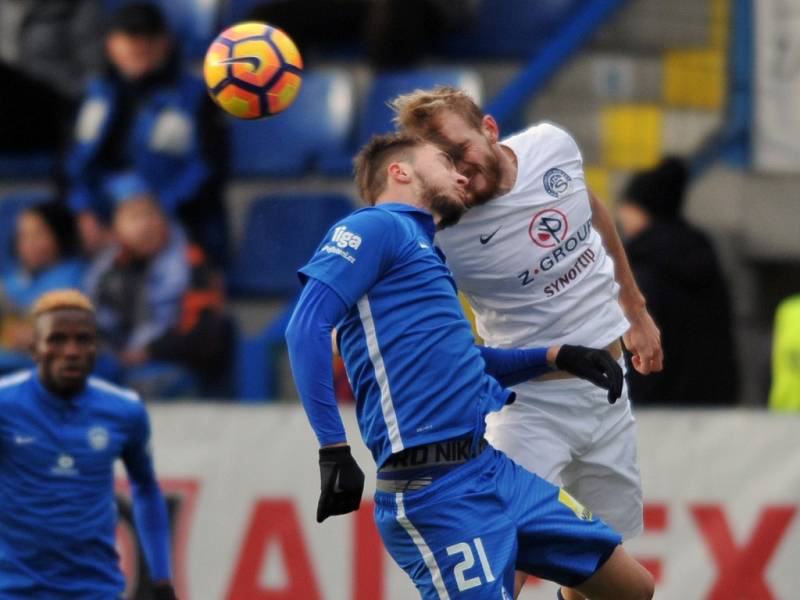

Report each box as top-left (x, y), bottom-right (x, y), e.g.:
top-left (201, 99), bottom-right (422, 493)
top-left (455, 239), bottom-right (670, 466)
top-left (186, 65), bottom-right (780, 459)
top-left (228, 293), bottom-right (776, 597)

top-left (203, 22), bottom-right (303, 119)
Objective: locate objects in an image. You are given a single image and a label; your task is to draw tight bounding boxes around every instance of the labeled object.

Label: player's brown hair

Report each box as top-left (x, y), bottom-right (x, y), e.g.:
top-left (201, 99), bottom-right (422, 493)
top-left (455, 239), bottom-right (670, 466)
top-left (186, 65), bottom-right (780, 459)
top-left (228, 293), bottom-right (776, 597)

top-left (31, 289), bottom-right (95, 318)
top-left (353, 132), bottom-right (424, 205)
top-left (391, 85), bottom-right (484, 139)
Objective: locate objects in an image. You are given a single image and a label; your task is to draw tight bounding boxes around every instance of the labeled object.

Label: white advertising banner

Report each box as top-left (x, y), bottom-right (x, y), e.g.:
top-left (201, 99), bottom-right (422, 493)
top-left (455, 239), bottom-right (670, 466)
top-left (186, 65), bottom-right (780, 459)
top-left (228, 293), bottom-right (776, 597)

top-left (755, 0), bottom-right (800, 171)
top-left (118, 406), bottom-right (800, 600)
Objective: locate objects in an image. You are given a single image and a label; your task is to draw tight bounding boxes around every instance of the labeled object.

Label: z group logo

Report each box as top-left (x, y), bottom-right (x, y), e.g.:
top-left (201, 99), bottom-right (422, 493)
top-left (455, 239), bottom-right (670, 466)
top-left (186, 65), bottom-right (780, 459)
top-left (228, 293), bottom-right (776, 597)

top-left (529, 209), bottom-right (569, 248)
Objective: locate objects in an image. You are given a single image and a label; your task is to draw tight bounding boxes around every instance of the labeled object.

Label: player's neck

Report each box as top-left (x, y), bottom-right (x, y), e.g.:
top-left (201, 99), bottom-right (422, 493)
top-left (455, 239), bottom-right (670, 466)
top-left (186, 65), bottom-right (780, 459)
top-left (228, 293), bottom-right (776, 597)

top-left (496, 144), bottom-right (518, 196)
top-left (375, 193), bottom-right (438, 223)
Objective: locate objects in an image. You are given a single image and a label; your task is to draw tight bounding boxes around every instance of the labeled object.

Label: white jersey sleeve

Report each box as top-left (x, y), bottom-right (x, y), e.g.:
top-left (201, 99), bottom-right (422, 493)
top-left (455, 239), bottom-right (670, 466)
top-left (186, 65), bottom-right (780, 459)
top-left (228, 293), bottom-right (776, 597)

top-left (435, 123), bottom-right (629, 349)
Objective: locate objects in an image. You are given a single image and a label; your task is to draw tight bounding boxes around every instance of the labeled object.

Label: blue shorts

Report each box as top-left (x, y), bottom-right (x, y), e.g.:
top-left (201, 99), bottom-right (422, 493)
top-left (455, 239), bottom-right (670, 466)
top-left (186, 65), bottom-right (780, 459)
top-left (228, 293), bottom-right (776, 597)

top-left (374, 446), bottom-right (621, 599)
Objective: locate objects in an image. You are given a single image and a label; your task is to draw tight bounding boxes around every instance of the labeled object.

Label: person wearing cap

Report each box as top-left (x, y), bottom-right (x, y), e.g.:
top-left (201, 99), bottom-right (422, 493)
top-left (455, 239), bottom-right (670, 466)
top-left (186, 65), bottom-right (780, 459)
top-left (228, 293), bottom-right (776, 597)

top-left (618, 156), bottom-right (739, 405)
top-left (64, 1), bottom-right (227, 260)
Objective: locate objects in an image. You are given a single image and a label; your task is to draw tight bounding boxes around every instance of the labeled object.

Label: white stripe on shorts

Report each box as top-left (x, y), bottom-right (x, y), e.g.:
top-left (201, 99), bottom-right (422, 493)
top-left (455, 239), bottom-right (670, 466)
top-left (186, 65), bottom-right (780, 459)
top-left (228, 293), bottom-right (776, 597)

top-left (358, 295), bottom-right (403, 453)
top-left (395, 493), bottom-right (450, 600)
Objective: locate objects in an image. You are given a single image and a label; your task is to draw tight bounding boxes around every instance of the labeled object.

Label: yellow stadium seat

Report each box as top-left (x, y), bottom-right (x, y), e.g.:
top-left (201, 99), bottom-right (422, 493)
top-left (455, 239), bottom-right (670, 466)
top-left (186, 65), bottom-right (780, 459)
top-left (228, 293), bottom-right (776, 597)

top-left (663, 48), bottom-right (725, 109)
top-left (584, 166), bottom-right (612, 208)
top-left (601, 104), bottom-right (663, 169)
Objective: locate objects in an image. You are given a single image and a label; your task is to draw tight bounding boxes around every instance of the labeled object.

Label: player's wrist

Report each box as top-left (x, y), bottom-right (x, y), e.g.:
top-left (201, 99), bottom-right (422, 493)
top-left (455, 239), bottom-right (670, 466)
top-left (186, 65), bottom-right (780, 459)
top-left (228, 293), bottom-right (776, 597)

top-left (546, 346), bottom-right (560, 368)
top-left (620, 294), bottom-right (647, 320)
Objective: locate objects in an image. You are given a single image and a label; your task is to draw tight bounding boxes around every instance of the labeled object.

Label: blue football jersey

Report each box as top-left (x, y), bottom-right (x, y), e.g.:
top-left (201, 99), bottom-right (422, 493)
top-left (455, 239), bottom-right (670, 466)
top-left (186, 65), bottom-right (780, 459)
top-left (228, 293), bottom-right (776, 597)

top-left (0, 369), bottom-right (163, 598)
top-left (299, 204), bottom-right (512, 467)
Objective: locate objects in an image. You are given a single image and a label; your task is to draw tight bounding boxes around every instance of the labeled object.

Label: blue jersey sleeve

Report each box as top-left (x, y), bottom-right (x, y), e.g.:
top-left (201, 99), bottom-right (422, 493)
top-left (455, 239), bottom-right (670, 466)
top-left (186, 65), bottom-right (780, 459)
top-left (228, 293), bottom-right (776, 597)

top-left (121, 405), bottom-right (172, 582)
top-left (478, 346), bottom-right (552, 387)
top-left (285, 278), bottom-right (350, 446)
top-left (298, 208), bottom-right (399, 307)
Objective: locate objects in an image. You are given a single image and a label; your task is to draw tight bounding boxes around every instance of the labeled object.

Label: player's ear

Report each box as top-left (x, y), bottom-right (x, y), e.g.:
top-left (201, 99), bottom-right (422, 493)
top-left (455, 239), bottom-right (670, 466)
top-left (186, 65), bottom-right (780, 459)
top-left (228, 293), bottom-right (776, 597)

top-left (482, 115), bottom-right (500, 144)
top-left (388, 161), bottom-right (412, 184)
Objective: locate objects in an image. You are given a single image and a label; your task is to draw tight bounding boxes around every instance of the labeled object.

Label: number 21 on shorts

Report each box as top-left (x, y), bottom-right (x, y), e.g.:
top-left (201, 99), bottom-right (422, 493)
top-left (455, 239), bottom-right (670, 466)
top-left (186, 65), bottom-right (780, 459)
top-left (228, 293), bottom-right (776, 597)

top-left (445, 537), bottom-right (495, 592)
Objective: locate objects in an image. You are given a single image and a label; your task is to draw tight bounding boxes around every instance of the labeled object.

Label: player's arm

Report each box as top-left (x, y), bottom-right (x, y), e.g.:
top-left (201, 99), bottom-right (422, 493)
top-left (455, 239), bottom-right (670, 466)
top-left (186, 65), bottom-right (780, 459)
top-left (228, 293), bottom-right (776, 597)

top-left (287, 210), bottom-right (398, 521)
top-left (285, 278), bottom-right (365, 522)
top-left (121, 406), bottom-right (177, 600)
top-left (478, 344), bottom-right (623, 403)
top-left (588, 188), bottom-right (663, 374)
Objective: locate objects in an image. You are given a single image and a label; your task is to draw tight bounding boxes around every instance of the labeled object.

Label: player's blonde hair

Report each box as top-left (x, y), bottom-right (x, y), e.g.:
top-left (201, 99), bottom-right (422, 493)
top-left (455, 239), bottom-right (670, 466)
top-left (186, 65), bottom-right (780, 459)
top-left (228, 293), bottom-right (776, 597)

top-left (391, 85), bottom-right (484, 138)
top-left (353, 132), bottom-right (424, 205)
top-left (31, 289), bottom-right (95, 318)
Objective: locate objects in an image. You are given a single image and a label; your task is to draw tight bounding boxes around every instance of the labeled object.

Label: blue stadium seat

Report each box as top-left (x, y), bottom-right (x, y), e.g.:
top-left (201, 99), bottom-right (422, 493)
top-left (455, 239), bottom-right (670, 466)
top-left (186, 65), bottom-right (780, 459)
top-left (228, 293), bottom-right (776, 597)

top-left (227, 69), bottom-right (355, 178)
top-left (0, 154), bottom-right (57, 179)
top-left (0, 192), bottom-right (51, 275)
top-left (437, 0), bottom-right (584, 59)
top-left (102, 0), bottom-right (221, 59)
top-left (229, 191), bottom-right (354, 401)
top-left (220, 0), bottom-right (270, 26)
top-left (320, 68), bottom-right (482, 175)
top-left (228, 192), bottom-right (354, 297)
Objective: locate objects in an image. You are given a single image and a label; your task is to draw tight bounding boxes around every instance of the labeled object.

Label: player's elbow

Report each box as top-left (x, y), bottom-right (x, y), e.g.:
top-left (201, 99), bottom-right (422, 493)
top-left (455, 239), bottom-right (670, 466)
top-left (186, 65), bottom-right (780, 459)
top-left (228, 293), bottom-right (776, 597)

top-left (632, 571), bottom-right (655, 600)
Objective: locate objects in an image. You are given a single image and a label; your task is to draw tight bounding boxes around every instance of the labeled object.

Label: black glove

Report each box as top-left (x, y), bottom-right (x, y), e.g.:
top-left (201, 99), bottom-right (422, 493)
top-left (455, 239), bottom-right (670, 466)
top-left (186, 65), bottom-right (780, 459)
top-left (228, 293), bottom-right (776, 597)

top-left (317, 445), bottom-right (365, 523)
top-left (151, 582), bottom-right (178, 600)
top-left (555, 344), bottom-right (623, 404)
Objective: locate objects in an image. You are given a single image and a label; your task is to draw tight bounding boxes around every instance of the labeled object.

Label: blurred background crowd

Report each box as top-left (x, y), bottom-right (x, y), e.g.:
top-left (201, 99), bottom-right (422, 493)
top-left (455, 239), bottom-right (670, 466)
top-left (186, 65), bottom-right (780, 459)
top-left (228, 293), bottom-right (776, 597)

top-left (0, 0), bottom-right (797, 408)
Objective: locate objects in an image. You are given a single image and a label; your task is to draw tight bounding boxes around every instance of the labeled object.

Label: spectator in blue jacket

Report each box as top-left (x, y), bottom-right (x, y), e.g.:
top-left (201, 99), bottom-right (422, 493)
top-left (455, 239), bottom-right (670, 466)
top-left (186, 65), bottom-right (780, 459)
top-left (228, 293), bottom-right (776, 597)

top-left (0, 201), bottom-right (85, 372)
top-left (65, 2), bottom-right (227, 260)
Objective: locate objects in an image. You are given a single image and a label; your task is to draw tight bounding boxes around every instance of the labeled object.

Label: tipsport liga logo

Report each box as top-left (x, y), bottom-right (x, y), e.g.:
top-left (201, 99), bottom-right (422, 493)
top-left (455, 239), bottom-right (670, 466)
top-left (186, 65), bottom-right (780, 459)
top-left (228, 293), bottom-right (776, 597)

top-left (529, 208), bottom-right (569, 248)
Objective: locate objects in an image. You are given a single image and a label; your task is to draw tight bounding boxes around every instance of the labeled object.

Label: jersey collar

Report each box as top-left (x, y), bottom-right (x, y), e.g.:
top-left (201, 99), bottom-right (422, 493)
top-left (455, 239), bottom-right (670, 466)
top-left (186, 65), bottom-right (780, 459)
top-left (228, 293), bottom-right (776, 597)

top-left (32, 371), bottom-right (89, 410)
top-left (378, 203), bottom-right (437, 239)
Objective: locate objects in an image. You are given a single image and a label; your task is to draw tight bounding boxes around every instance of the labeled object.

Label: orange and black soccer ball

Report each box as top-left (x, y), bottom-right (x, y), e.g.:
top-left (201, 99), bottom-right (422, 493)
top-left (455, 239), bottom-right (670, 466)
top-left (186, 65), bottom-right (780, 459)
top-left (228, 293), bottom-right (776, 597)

top-left (203, 22), bottom-right (303, 119)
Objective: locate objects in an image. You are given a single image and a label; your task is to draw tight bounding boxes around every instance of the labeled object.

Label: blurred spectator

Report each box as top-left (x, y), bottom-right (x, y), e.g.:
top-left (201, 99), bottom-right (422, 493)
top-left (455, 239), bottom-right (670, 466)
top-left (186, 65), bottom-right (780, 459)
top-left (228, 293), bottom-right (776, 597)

top-left (247, 0), bottom-right (477, 69)
top-left (617, 157), bottom-right (739, 406)
top-left (0, 201), bottom-right (84, 371)
top-left (65, 1), bottom-right (228, 259)
top-left (85, 190), bottom-right (233, 397)
top-left (0, 0), bottom-right (103, 153)
top-left (768, 294), bottom-right (800, 411)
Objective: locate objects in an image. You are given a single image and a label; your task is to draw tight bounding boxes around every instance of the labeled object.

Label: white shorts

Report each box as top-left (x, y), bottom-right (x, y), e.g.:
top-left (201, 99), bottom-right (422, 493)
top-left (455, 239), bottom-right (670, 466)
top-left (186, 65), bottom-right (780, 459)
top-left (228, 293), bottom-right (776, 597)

top-left (484, 361), bottom-right (643, 540)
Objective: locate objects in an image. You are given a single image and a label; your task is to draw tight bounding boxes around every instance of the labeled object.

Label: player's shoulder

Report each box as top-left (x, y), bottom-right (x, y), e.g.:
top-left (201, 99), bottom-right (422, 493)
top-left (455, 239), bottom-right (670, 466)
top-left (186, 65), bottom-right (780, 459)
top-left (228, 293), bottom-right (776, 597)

top-left (330, 206), bottom-right (402, 241)
top-left (0, 370), bottom-right (34, 401)
top-left (505, 120), bottom-right (577, 147)
top-left (87, 377), bottom-right (142, 405)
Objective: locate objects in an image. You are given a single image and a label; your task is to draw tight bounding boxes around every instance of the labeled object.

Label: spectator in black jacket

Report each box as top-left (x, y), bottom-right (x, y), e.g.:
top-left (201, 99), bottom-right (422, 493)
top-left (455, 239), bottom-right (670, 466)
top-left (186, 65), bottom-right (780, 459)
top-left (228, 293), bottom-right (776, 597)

top-left (617, 157), bottom-right (739, 406)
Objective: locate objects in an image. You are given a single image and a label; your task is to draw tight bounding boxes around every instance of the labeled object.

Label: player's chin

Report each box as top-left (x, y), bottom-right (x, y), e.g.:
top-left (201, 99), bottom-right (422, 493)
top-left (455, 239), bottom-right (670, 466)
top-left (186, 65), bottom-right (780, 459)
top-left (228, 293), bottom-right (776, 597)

top-left (57, 367), bottom-right (90, 386)
top-left (466, 181), bottom-right (493, 206)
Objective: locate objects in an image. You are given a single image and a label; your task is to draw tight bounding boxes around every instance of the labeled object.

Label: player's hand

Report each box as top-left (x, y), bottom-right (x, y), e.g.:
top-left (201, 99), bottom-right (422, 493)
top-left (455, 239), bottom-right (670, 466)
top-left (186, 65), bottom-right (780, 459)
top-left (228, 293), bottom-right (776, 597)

top-left (622, 309), bottom-right (663, 375)
top-left (151, 582), bottom-right (178, 600)
top-left (317, 445), bottom-right (365, 523)
top-left (556, 345), bottom-right (623, 404)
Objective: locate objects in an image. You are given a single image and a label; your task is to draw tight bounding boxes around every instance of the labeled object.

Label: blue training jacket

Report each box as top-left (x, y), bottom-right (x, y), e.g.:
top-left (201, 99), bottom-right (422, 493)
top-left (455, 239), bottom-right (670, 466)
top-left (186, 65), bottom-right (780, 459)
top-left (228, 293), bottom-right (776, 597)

top-left (65, 71), bottom-right (211, 221)
top-left (0, 370), bottom-right (171, 598)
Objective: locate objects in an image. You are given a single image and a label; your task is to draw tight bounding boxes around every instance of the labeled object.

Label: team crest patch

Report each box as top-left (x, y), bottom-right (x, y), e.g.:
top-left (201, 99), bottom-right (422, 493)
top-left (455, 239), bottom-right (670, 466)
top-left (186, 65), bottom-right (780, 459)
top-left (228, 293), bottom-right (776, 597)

top-left (543, 167), bottom-right (572, 197)
top-left (558, 489), bottom-right (593, 521)
top-left (88, 426), bottom-right (110, 451)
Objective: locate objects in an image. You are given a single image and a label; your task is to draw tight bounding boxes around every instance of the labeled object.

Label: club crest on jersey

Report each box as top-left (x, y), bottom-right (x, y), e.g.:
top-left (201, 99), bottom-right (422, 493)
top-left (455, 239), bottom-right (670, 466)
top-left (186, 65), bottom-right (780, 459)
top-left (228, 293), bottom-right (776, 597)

top-left (543, 167), bottom-right (572, 197)
top-left (88, 426), bottom-right (109, 451)
top-left (529, 208), bottom-right (569, 248)
top-left (331, 226), bottom-right (362, 250)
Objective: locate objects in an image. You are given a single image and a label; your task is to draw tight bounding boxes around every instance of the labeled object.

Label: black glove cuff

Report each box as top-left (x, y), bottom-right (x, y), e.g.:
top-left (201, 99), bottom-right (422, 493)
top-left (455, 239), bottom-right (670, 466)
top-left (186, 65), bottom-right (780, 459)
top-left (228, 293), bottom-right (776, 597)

top-left (554, 344), bottom-right (581, 370)
top-left (319, 445), bottom-right (352, 460)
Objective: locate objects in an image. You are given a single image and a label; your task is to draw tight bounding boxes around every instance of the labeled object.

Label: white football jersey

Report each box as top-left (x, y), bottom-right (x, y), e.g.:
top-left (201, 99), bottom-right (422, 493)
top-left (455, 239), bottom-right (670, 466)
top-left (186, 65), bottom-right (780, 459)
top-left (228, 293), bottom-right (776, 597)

top-left (435, 123), bottom-right (629, 349)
